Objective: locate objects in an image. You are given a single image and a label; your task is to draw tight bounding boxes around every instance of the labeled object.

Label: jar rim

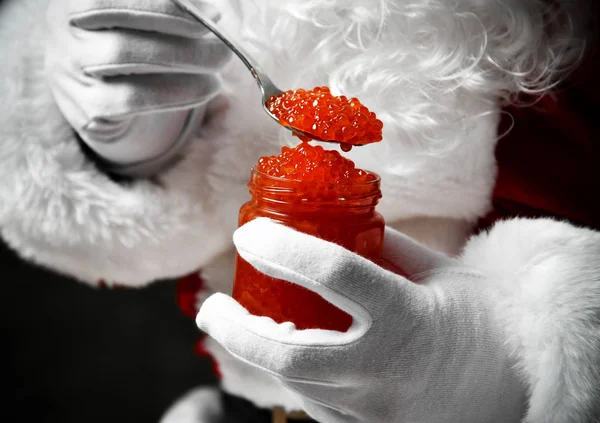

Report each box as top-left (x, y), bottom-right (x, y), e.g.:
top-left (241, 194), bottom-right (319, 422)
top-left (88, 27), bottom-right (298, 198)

top-left (250, 166), bottom-right (381, 187)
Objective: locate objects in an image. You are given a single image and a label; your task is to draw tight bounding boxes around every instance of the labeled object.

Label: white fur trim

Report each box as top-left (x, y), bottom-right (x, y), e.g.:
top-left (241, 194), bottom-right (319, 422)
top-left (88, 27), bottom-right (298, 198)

top-left (159, 387), bottom-right (223, 423)
top-left (462, 218), bottom-right (600, 423)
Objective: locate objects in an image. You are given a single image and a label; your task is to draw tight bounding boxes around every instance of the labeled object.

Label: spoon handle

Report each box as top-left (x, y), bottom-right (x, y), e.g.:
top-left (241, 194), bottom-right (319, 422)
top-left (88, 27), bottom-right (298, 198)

top-left (172, 0), bottom-right (279, 98)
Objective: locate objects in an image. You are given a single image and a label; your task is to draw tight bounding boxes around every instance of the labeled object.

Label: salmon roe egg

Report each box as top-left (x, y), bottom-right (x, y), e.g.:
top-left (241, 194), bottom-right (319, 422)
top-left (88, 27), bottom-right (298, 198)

top-left (266, 86), bottom-right (383, 146)
top-left (256, 142), bottom-right (376, 184)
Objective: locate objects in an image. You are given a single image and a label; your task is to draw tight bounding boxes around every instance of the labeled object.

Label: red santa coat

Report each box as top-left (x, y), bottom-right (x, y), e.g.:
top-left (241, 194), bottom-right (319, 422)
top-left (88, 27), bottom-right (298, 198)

top-left (481, 50), bottom-right (600, 231)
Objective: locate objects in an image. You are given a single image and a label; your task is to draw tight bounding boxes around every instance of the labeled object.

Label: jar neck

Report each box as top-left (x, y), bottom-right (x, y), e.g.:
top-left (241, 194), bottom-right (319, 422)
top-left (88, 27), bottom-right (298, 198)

top-left (248, 168), bottom-right (382, 216)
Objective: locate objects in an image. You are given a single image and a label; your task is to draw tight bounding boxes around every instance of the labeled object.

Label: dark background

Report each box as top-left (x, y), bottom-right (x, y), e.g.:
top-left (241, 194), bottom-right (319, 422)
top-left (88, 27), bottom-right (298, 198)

top-left (1, 240), bottom-right (218, 423)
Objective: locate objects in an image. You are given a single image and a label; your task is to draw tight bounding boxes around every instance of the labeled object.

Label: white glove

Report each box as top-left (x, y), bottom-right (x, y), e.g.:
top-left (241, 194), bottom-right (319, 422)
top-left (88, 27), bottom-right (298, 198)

top-left (198, 218), bottom-right (526, 423)
top-left (45, 0), bottom-right (231, 176)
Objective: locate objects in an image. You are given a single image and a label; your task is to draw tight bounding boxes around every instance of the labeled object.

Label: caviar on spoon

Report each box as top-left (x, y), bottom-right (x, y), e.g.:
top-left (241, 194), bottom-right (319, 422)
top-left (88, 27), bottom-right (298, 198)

top-left (265, 87), bottom-right (383, 151)
top-left (172, 0), bottom-right (382, 150)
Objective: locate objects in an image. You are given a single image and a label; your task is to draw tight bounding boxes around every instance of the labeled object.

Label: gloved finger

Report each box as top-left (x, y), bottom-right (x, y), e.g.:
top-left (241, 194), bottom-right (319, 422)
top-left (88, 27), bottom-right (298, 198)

top-left (51, 72), bottom-right (221, 128)
top-left (68, 0), bottom-right (220, 39)
top-left (298, 401), bottom-right (351, 423)
top-left (74, 29), bottom-right (231, 77)
top-left (382, 227), bottom-right (459, 279)
top-left (198, 293), bottom-right (357, 379)
top-left (233, 218), bottom-right (420, 319)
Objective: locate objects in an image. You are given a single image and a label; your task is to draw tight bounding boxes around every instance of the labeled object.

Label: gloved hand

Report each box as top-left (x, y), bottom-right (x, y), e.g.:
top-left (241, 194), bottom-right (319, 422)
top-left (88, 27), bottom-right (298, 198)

top-left (198, 218), bottom-right (526, 423)
top-left (45, 0), bottom-right (231, 176)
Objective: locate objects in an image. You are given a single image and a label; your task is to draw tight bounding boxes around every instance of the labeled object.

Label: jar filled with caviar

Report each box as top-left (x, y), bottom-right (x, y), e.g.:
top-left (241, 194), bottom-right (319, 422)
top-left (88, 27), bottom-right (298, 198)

top-left (232, 143), bottom-right (385, 332)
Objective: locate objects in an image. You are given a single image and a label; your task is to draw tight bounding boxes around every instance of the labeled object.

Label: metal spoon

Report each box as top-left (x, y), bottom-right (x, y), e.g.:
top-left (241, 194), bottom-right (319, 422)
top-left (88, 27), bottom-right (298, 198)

top-left (172, 0), bottom-right (326, 142)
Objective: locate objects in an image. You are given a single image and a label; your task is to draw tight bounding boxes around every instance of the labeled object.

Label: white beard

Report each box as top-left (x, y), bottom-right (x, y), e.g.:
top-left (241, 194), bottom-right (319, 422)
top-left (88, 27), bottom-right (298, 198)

top-left (213, 0), bottom-right (584, 223)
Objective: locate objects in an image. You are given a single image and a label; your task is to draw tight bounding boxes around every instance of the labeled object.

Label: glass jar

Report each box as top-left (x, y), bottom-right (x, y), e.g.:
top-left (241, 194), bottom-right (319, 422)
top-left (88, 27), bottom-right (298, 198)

top-left (232, 168), bottom-right (385, 332)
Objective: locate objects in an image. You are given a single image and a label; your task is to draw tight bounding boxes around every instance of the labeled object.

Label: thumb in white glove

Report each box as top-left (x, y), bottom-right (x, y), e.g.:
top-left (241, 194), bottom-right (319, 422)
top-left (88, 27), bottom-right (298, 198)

top-left (45, 0), bottom-right (232, 176)
top-left (198, 218), bottom-right (526, 423)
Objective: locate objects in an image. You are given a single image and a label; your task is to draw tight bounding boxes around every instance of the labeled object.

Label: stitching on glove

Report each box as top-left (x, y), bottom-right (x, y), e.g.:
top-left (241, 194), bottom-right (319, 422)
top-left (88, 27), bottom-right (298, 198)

top-left (69, 9), bottom-right (202, 29)
top-left (209, 299), bottom-right (366, 348)
top-left (215, 335), bottom-right (342, 388)
top-left (86, 96), bottom-right (219, 120)
top-left (83, 62), bottom-right (219, 76)
top-left (411, 267), bottom-right (488, 284)
top-left (283, 384), bottom-right (348, 416)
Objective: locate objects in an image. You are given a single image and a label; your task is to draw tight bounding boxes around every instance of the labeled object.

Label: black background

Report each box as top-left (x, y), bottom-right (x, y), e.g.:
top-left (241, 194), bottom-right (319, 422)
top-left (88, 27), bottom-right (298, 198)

top-left (1, 240), bottom-right (218, 422)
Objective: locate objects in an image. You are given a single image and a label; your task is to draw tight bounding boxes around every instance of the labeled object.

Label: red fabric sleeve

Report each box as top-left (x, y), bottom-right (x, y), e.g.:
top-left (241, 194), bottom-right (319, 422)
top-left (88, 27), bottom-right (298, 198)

top-left (479, 48), bottom-right (600, 231)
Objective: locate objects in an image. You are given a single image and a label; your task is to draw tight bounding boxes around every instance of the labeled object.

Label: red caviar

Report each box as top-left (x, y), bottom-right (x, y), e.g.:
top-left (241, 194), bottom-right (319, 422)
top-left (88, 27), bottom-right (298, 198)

top-left (266, 86), bottom-right (383, 147)
top-left (257, 142), bottom-right (376, 184)
top-left (232, 143), bottom-right (385, 331)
